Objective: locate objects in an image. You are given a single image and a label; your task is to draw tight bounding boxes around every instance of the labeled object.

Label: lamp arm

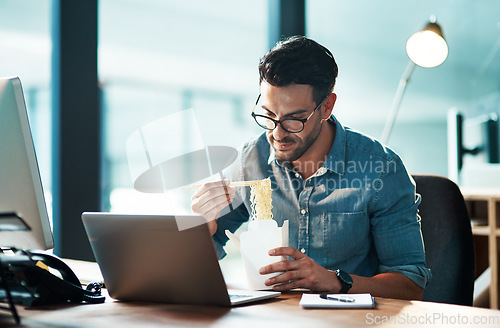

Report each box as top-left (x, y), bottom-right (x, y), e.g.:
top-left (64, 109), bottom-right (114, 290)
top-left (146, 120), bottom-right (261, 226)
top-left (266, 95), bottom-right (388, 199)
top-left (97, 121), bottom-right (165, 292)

top-left (380, 61), bottom-right (416, 144)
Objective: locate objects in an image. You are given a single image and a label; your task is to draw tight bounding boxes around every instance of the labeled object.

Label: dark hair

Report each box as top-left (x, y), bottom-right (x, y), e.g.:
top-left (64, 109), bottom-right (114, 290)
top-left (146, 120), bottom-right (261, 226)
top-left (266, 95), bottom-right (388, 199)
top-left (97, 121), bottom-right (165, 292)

top-left (259, 36), bottom-right (338, 105)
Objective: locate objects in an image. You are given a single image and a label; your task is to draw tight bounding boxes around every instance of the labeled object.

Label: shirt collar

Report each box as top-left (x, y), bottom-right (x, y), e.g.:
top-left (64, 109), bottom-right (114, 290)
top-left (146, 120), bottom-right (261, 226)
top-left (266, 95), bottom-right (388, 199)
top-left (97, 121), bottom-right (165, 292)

top-left (267, 144), bottom-right (276, 165)
top-left (323, 115), bottom-right (347, 175)
top-left (266, 115), bottom-right (347, 175)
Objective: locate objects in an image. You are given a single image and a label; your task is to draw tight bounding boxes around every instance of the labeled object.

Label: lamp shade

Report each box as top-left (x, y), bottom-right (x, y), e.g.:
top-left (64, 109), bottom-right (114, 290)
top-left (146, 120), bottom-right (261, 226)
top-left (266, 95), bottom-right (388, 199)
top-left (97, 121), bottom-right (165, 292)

top-left (406, 20), bottom-right (448, 68)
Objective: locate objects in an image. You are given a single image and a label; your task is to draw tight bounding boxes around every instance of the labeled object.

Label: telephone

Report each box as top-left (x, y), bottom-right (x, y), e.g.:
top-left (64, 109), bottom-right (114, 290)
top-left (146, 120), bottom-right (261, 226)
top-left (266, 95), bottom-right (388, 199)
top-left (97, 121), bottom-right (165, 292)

top-left (0, 249), bottom-right (105, 306)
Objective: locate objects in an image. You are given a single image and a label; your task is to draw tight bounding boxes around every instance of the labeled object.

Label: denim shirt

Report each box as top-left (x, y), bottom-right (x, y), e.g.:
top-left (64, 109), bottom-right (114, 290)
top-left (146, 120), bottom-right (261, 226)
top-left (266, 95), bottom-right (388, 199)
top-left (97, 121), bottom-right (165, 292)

top-left (213, 116), bottom-right (431, 289)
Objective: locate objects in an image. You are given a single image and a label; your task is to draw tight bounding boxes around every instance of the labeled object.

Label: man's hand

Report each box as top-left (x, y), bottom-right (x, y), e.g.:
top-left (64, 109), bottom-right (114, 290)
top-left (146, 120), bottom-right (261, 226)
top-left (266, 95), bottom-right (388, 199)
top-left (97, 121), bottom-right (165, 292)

top-left (259, 247), bottom-right (425, 300)
top-left (190, 180), bottom-right (236, 235)
top-left (258, 247), bottom-right (341, 292)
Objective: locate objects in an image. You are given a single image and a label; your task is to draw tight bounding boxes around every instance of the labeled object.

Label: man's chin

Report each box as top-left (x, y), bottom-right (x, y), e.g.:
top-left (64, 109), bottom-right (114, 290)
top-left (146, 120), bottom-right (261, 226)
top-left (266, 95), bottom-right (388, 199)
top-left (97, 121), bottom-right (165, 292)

top-left (274, 149), bottom-right (298, 162)
top-left (269, 139), bottom-right (300, 161)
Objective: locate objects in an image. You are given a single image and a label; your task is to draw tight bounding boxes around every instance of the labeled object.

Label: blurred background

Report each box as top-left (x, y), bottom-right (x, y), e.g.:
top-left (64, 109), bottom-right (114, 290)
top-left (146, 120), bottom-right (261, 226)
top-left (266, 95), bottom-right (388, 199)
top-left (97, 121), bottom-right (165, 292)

top-left (1, 0), bottom-right (499, 261)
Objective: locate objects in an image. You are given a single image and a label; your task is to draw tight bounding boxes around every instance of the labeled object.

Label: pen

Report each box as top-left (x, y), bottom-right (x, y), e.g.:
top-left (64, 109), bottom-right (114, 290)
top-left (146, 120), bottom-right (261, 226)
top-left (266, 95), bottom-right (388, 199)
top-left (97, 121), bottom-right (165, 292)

top-left (319, 294), bottom-right (355, 302)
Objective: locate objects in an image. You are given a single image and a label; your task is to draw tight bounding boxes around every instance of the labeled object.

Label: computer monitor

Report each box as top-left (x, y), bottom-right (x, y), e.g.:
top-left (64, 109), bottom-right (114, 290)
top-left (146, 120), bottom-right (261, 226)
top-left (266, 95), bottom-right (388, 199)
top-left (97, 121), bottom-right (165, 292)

top-left (0, 76), bottom-right (54, 250)
top-left (448, 109), bottom-right (500, 184)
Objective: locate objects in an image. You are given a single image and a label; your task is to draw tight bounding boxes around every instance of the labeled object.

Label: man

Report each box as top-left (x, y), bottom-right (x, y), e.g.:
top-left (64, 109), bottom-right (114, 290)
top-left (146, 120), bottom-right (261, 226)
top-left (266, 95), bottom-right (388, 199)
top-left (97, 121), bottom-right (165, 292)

top-left (191, 36), bottom-right (431, 300)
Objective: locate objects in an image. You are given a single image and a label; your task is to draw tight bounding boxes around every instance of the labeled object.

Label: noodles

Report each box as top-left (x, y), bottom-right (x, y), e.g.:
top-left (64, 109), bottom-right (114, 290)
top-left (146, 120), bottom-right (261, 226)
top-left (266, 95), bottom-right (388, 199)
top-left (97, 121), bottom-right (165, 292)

top-left (249, 178), bottom-right (273, 220)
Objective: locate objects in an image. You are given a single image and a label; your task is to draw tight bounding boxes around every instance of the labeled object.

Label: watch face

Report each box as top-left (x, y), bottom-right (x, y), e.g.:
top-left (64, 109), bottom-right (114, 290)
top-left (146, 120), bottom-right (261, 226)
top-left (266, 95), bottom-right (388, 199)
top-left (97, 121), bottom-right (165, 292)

top-left (338, 270), bottom-right (353, 285)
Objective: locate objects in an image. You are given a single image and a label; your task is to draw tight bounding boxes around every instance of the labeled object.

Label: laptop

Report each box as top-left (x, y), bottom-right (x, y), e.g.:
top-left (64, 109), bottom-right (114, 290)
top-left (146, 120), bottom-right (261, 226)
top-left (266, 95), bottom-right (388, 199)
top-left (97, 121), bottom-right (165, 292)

top-left (81, 212), bottom-right (280, 306)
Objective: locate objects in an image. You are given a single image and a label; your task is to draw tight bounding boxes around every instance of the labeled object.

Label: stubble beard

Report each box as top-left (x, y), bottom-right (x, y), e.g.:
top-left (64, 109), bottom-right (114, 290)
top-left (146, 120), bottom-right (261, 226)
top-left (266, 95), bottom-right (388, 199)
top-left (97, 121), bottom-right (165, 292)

top-left (268, 119), bottom-right (323, 163)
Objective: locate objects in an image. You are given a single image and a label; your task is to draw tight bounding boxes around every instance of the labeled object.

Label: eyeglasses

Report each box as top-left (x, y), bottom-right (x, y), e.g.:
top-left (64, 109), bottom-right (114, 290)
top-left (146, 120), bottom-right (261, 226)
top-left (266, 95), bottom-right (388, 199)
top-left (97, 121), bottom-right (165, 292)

top-left (251, 94), bottom-right (327, 133)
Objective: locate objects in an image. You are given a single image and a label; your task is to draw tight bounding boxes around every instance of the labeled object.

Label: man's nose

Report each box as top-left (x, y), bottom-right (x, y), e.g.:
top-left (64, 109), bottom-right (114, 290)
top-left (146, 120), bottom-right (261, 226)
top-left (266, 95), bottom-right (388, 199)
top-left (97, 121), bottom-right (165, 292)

top-left (272, 122), bottom-right (289, 141)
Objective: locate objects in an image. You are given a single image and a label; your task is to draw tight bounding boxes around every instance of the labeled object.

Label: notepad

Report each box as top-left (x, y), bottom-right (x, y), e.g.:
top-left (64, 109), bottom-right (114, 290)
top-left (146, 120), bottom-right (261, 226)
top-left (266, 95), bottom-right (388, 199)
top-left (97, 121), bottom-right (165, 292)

top-left (299, 293), bottom-right (375, 309)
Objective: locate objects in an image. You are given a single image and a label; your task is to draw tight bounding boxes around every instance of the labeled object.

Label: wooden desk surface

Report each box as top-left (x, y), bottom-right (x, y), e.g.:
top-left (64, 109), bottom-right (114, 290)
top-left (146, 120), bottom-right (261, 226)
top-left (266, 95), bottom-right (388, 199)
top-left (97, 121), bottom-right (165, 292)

top-left (2, 261), bottom-right (500, 327)
top-left (3, 291), bottom-right (500, 328)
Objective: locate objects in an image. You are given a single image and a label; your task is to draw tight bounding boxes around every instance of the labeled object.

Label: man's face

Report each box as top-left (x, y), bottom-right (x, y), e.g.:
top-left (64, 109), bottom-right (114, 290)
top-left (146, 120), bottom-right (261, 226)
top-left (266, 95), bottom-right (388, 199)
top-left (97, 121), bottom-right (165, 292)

top-left (257, 82), bottom-right (324, 163)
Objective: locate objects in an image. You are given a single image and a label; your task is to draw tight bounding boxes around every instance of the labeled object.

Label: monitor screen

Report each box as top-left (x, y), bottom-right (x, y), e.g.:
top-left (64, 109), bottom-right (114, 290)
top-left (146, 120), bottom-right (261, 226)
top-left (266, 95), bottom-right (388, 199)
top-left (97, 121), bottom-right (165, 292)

top-left (0, 77), bottom-right (54, 250)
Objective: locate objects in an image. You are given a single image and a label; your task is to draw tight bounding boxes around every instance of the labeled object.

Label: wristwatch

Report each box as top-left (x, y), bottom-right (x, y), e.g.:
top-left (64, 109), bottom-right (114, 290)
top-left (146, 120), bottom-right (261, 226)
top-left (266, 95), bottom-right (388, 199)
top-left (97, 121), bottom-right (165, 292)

top-left (335, 269), bottom-right (353, 293)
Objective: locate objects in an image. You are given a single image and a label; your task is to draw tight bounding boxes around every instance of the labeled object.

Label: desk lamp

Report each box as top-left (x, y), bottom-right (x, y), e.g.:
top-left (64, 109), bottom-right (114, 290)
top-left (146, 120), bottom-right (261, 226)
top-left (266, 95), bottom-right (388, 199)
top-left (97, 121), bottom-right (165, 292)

top-left (381, 16), bottom-right (448, 144)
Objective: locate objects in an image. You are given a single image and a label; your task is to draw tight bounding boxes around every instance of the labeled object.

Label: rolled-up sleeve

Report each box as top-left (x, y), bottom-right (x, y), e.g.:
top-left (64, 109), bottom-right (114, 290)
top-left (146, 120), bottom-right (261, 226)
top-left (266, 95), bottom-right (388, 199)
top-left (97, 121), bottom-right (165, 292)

top-left (369, 156), bottom-right (432, 288)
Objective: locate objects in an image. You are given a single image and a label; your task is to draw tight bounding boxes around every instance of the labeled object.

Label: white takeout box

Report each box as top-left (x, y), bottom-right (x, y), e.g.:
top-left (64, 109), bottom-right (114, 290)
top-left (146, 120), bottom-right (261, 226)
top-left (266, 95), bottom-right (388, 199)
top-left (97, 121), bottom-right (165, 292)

top-left (226, 219), bottom-right (289, 290)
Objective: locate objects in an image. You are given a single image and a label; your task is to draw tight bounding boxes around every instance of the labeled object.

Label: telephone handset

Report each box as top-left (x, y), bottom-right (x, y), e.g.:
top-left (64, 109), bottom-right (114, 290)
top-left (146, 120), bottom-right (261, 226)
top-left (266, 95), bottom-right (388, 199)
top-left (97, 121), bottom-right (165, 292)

top-left (1, 249), bottom-right (105, 306)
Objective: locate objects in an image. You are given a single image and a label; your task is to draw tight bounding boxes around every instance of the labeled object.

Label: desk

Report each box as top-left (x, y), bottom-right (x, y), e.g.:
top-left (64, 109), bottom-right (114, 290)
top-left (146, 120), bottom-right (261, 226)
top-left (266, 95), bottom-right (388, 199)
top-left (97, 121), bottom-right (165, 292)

top-left (1, 261), bottom-right (500, 327)
top-left (3, 290), bottom-right (500, 327)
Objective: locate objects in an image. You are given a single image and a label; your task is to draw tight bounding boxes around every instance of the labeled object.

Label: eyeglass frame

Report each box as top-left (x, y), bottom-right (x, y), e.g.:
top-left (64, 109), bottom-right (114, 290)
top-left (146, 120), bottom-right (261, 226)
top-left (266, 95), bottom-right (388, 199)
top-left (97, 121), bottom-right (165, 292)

top-left (251, 94), bottom-right (328, 133)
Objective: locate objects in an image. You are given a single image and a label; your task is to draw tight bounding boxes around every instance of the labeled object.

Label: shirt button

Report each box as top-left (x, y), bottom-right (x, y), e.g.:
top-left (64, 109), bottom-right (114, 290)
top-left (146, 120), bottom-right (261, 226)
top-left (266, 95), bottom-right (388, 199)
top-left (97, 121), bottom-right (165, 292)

top-left (300, 248), bottom-right (306, 253)
top-left (300, 209), bottom-right (306, 215)
top-left (318, 167), bottom-right (327, 175)
top-left (295, 172), bottom-right (301, 178)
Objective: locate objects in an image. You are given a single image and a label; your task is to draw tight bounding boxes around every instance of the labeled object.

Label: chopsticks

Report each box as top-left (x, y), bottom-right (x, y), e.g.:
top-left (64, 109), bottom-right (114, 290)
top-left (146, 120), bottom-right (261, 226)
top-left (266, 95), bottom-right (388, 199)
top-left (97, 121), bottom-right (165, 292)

top-left (181, 180), bottom-right (263, 189)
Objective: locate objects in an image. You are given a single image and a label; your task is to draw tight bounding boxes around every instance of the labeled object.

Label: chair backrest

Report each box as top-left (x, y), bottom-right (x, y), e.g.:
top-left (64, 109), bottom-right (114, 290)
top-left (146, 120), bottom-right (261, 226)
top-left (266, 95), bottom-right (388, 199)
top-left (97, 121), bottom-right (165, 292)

top-left (412, 174), bottom-right (475, 306)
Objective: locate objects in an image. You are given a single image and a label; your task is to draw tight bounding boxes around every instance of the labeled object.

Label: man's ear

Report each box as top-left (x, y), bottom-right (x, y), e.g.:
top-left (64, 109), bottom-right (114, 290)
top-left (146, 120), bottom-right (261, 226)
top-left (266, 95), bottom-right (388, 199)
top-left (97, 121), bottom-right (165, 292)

top-left (322, 93), bottom-right (337, 119)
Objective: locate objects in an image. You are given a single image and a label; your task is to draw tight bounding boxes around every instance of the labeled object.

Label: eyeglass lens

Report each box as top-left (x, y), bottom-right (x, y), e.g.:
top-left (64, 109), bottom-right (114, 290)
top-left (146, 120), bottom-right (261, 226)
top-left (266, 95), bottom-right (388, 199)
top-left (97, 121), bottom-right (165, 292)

top-left (254, 115), bottom-right (304, 132)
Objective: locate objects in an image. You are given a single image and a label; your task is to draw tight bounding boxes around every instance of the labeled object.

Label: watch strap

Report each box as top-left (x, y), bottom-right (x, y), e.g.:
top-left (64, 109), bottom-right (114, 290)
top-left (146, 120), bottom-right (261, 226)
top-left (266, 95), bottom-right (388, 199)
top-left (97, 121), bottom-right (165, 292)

top-left (336, 269), bottom-right (353, 293)
top-left (339, 282), bottom-right (351, 294)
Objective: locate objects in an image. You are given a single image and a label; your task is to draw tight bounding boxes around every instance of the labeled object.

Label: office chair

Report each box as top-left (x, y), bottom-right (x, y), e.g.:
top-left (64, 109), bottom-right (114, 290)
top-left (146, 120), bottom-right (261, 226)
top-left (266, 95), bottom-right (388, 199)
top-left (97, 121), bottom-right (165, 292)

top-left (412, 174), bottom-right (475, 306)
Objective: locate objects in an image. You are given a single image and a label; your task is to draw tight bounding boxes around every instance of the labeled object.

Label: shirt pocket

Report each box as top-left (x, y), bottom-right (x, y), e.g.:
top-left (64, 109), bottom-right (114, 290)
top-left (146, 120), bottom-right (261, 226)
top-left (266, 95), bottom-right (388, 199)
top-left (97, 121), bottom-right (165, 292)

top-left (322, 211), bottom-right (370, 262)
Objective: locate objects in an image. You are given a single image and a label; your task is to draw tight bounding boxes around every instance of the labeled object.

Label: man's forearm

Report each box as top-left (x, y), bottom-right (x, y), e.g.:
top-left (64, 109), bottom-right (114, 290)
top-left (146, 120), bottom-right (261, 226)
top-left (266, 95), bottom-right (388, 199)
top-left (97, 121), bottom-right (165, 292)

top-left (349, 272), bottom-right (423, 300)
